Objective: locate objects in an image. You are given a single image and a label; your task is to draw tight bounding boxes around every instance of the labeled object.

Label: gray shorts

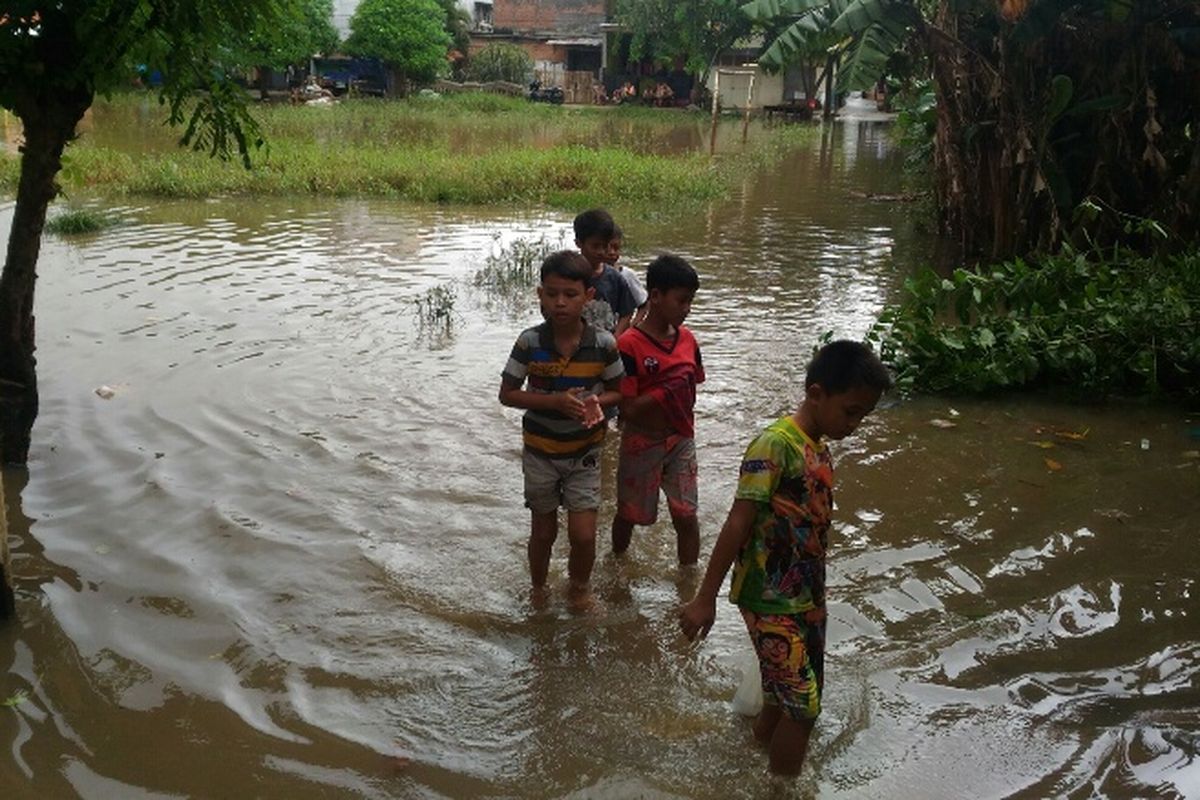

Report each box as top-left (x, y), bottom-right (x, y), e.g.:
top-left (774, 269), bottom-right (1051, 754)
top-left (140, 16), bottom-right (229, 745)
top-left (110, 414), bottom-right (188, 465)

top-left (523, 448), bottom-right (602, 514)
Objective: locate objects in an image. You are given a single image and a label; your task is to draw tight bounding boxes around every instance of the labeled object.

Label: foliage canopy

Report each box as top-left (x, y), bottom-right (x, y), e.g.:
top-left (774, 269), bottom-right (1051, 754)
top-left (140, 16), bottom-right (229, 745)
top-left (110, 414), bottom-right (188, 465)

top-left (231, 0), bottom-right (340, 70)
top-left (344, 0), bottom-right (452, 88)
top-left (614, 0), bottom-right (753, 84)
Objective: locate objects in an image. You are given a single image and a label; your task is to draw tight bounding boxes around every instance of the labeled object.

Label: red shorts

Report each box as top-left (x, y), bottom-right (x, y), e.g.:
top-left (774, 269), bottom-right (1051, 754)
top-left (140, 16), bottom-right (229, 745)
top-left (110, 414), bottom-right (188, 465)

top-left (615, 431), bottom-right (697, 525)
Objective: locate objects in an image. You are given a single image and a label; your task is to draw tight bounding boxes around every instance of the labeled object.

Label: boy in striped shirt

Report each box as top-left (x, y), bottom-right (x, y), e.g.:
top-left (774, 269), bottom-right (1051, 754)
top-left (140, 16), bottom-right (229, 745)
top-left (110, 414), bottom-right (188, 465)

top-left (499, 251), bottom-right (624, 610)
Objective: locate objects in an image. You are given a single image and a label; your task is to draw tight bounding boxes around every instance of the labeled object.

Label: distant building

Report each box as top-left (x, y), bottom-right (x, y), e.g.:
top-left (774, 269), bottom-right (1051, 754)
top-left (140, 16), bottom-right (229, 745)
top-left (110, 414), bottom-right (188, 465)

top-left (475, 0), bottom-right (606, 100)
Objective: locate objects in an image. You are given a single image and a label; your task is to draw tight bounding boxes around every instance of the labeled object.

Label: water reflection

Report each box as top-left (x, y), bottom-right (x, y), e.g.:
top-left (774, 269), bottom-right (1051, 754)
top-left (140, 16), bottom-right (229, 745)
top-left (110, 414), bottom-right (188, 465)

top-left (0, 114), bottom-right (1197, 798)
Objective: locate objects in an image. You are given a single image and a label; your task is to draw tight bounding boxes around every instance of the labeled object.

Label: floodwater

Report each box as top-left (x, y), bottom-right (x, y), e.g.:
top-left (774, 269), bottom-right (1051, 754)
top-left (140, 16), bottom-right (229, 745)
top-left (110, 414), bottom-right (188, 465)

top-left (2, 105), bottom-right (1199, 799)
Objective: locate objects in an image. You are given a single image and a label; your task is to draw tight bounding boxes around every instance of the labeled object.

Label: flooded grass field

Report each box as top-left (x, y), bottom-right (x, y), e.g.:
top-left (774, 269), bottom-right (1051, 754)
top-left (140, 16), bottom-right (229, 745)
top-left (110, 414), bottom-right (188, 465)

top-left (1, 103), bottom-right (1198, 798)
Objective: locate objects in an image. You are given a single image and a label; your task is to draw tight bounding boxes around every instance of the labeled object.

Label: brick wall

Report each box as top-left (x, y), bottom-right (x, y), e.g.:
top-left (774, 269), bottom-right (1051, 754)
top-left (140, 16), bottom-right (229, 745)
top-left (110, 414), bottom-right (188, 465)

top-left (493, 0), bottom-right (605, 35)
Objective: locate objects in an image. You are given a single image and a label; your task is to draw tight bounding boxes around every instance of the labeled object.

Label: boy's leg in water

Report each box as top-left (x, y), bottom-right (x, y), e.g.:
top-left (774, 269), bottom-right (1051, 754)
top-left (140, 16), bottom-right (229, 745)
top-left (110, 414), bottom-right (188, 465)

top-left (613, 432), bottom-right (663, 554)
top-left (566, 509), bottom-right (598, 607)
top-left (768, 715), bottom-right (815, 776)
top-left (529, 511), bottom-right (559, 593)
top-left (611, 515), bottom-right (635, 555)
top-left (664, 437), bottom-right (700, 565)
top-left (670, 512), bottom-right (700, 565)
top-left (753, 704), bottom-right (782, 745)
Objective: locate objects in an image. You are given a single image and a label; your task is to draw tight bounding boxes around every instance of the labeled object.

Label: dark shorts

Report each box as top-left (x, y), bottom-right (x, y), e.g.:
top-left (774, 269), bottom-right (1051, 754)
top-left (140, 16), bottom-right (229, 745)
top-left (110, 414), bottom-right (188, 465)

top-left (741, 609), bottom-right (826, 720)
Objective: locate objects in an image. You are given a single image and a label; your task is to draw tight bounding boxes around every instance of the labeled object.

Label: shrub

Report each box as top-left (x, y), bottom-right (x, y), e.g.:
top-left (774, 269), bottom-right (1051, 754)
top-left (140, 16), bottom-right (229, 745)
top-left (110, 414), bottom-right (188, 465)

top-left (465, 43), bottom-right (532, 85)
top-left (871, 246), bottom-right (1200, 398)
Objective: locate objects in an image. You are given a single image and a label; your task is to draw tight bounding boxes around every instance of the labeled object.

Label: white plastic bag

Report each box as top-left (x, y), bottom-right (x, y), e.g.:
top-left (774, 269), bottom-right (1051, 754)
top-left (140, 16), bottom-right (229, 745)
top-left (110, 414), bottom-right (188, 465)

top-left (731, 648), bottom-right (764, 717)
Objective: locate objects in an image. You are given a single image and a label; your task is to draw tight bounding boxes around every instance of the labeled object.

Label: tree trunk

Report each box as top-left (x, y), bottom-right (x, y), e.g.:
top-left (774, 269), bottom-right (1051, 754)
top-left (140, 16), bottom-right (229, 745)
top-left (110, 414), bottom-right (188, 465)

top-left (0, 87), bottom-right (93, 466)
top-left (0, 471), bottom-right (11, 619)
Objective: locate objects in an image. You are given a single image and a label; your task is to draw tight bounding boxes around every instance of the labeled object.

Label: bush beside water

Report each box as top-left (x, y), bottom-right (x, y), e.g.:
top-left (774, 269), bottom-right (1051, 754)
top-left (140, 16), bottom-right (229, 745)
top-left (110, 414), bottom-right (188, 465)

top-left (44, 208), bottom-right (116, 235)
top-left (872, 246), bottom-right (1200, 398)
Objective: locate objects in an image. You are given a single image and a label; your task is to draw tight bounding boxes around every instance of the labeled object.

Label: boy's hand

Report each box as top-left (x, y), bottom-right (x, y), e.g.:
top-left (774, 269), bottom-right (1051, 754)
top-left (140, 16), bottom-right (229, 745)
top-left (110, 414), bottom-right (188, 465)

top-left (678, 596), bottom-right (716, 641)
top-left (556, 388), bottom-right (587, 420)
top-left (581, 394), bottom-right (604, 427)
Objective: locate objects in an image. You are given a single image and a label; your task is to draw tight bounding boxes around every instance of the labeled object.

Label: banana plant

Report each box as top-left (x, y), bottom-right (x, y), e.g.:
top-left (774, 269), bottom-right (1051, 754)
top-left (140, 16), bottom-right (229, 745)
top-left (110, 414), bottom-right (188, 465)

top-left (742, 0), bottom-right (922, 89)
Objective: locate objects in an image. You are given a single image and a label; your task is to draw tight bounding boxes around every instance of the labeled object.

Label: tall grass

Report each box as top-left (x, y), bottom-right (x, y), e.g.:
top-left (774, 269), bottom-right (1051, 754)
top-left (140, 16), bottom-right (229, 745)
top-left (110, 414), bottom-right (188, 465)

top-left (5, 92), bottom-right (819, 216)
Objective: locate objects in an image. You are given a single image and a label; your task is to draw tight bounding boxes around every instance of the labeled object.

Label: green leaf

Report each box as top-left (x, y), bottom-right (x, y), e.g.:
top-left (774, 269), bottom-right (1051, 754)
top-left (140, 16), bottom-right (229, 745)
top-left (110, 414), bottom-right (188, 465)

top-left (1047, 74), bottom-right (1073, 121)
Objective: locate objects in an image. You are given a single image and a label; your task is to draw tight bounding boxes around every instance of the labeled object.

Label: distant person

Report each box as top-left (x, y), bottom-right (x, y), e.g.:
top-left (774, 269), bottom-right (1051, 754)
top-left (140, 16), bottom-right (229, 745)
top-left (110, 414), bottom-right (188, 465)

top-left (605, 224), bottom-right (648, 327)
top-left (611, 254), bottom-right (704, 565)
top-left (499, 251), bottom-right (624, 611)
top-left (573, 209), bottom-right (637, 337)
top-left (679, 340), bottom-right (892, 776)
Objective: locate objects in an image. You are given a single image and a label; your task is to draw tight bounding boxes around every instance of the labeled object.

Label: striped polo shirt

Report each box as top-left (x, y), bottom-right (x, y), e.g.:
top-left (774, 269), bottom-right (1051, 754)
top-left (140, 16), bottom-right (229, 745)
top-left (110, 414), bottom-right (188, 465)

top-left (501, 322), bottom-right (624, 458)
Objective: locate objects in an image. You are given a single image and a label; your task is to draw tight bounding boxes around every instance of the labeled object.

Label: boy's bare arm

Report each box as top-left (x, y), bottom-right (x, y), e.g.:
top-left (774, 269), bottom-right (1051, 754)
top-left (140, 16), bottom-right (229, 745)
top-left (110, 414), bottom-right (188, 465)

top-left (679, 499), bottom-right (758, 640)
top-left (594, 388), bottom-right (623, 409)
top-left (617, 390), bottom-right (668, 429)
top-left (499, 380), bottom-right (586, 419)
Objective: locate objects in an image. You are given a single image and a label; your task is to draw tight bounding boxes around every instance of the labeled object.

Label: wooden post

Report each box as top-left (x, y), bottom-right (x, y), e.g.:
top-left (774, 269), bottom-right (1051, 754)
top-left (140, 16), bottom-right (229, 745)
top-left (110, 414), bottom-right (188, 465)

top-left (742, 72), bottom-right (755, 144)
top-left (0, 472), bottom-right (13, 620)
top-left (709, 70), bottom-right (720, 155)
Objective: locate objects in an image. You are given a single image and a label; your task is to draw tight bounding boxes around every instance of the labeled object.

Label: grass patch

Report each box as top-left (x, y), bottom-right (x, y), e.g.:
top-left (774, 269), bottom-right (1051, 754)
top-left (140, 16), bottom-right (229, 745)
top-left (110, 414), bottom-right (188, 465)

top-left (21, 92), bottom-right (819, 217)
top-left (44, 208), bottom-right (117, 235)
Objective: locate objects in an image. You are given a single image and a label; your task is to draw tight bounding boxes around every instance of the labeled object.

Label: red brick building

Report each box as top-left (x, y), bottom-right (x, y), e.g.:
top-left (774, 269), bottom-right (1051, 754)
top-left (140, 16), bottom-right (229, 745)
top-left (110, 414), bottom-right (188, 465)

top-left (473, 0), bottom-right (608, 99)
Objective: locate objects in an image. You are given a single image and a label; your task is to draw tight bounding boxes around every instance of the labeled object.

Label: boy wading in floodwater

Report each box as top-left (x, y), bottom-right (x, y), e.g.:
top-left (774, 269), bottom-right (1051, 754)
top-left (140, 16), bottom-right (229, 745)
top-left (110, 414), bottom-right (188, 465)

top-left (573, 208), bottom-right (638, 337)
top-left (499, 251), bottom-right (624, 610)
top-left (679, 341), bottom-right (891, 775)
top-left (611, 254), bottom-right (704, 565)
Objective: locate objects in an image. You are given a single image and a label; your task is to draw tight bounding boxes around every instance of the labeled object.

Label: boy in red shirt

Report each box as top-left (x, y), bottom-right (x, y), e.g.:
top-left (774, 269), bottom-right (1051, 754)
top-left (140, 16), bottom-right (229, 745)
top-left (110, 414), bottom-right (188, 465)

top-left (611, 254), bottom-right (704, 565)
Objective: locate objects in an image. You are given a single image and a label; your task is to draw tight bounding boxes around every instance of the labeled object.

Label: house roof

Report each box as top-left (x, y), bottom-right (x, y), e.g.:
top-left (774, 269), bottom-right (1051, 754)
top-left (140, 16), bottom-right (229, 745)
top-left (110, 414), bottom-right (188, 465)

top-left (545, 37), bottom-right (602, 47)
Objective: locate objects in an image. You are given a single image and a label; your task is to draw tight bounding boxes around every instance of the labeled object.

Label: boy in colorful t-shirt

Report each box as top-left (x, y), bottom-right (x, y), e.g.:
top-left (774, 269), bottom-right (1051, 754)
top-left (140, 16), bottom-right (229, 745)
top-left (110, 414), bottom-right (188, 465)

top-left (611, 254), bottom-right (704, 565)
top-left (679, 340), bottom-right (891, 776)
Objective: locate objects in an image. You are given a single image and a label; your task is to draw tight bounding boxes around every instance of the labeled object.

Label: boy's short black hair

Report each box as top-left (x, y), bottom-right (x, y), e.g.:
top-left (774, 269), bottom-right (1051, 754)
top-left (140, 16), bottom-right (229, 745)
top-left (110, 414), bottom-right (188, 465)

top-left (540, 250), bottom-right (592, 285)
top-left (805, 340), bottom-right (892, 395)
top-left (611, 223), bottom-right (623, 240)
top-left (646, 253), bottom-right (699, 293)
top-left (573, 208), bottom-right (616, 243)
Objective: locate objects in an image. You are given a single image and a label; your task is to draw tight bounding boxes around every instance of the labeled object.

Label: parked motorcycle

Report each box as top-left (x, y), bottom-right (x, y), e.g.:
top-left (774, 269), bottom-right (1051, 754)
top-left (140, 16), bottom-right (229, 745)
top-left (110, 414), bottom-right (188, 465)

top-left (528, 80), bottom-right (564, 105)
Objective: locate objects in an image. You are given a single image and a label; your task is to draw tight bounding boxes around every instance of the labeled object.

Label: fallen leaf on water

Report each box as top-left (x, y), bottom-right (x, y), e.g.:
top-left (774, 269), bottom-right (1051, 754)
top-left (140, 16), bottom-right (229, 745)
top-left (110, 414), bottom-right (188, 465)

top-left (1030, 440), bottom-right (1056, 449)
top-left (1054, 427), bottom-right (1090, 441)
top-left (1097, 509), bottom-right (1131, 520)
top-left (1044, 458), bottom-right (1063, 471)
top-left (94, 385), bottom-right (116, 399)
top-left (929, 419), bottom-right (958, 429)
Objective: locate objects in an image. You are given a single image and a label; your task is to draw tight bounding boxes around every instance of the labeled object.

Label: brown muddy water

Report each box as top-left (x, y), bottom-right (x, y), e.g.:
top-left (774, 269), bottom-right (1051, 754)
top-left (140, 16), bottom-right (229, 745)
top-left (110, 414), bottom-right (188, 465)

top-left (2, 106), bottom-right (1199, 799)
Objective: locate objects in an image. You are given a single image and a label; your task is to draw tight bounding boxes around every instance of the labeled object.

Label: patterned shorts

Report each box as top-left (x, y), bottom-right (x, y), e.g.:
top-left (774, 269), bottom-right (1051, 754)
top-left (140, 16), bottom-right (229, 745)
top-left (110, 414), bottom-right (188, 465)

top-left (615, 431), bottom-right (697, 525)
top-left (742, 609), bottom-right (826, 720)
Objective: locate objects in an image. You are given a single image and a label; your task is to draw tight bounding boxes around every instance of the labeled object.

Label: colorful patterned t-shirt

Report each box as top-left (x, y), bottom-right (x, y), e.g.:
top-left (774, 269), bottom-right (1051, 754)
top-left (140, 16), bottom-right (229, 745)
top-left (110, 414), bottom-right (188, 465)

top-left (729, 416), bottom-right (834, 617)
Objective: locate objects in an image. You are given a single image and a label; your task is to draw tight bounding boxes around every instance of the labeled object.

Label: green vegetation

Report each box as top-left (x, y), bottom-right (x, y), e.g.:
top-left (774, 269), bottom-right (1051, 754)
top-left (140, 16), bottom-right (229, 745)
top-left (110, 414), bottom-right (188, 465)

top-left (746, 0), bottom-right (1200, 261)
top-left (465, 43), bottom-right (534, 85)
top-left (414, 284), bottom-right (457, 330)
top-left (472, 234), bottom-right (566, 295)
top-left (22, 93), bottom-right (816, 217)
top-left (44, 209), bottom-right (117, 236)
top-left (1, 689), bottom-right (28, 708)
top-left (871, 245), bottom-right (1200, 398)
top-left (345, 0), bottom-right (452, 92)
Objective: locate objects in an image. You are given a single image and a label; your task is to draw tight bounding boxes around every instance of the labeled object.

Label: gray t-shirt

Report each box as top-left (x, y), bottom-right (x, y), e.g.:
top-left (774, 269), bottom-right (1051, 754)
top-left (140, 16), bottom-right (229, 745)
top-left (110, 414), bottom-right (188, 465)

top-left (583, 264), bottom-right (638, 333)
